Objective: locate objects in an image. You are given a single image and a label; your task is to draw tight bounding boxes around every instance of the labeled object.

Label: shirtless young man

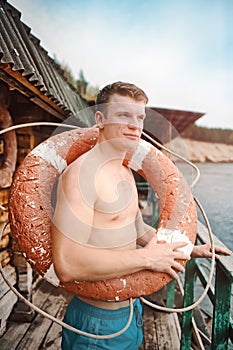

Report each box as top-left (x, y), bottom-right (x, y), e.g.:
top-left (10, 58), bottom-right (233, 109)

top-left (52, 82), bottom-right (231, 349)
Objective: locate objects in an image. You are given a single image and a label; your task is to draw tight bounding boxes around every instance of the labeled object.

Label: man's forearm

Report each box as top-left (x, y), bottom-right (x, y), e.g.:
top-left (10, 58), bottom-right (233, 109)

top-left (52, 228), bottom-right (191, 284)
top-left (53, 239), bottom-right (148, 283)
top-left (52, 225), bottom-right (150, 282)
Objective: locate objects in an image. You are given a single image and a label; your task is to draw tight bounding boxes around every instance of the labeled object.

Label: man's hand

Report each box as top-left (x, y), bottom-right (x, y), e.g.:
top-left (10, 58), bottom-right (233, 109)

top-left (191, 244), bottom-right (232, 259)
top-left (144, 235), bottom-right (191, 280)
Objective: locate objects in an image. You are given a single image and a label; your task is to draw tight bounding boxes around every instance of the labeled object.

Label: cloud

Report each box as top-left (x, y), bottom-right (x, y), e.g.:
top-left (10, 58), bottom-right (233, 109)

top-left (9, 0), bottom-right (233, 129)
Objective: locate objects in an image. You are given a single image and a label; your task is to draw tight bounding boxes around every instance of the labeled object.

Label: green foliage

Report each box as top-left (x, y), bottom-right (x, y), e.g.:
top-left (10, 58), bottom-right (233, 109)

top-left (181, 124), bottom-right (233, 145)
top-left (52, 56), bottom-right (99, 99)
top-left (63, 65), bottom-right (78, 89)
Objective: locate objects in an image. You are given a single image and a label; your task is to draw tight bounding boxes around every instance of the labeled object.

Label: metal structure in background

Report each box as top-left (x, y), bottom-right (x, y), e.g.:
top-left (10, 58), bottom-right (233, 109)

top-left (145, 107), bottom-right (204, 144)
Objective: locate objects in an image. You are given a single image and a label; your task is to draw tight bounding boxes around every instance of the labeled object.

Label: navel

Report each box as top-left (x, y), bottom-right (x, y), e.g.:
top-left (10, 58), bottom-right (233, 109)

top-left (111, 215), bottom-right (120, 221)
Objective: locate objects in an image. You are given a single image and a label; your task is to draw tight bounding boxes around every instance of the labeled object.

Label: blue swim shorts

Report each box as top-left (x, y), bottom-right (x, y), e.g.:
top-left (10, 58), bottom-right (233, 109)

top-left (61, 297), bottom-right (144, 350)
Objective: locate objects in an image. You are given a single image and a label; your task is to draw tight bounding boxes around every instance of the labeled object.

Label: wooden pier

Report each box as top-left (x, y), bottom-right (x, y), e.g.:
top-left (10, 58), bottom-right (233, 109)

top-left (0, 278), bottom-right (182, 350)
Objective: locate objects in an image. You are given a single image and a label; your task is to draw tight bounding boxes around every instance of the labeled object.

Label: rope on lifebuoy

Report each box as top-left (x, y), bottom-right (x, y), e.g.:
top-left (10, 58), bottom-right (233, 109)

top-left (142, 131), bottom-right (200, 189)
top-left (0, 122), bottom-right (216, 340)
top-left (0, 121), bottom-right (217, 342)
top-left (0, 122), bottom-right (200, 188)
top-left (8, 123), bottom-right (199, 301)
top-left (0, 106), bottom-right (17, 188)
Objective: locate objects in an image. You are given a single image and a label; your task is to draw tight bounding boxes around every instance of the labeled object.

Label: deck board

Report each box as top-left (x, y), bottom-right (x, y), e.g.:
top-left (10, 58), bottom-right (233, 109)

top-left (16, 297), bottom-right (64, 350)
top-left (0, 322), bottom-right (30, 350)
top-left (0, 279), bottom-right (181, 349)
top-left (40, 303), bottom-right (68, 350)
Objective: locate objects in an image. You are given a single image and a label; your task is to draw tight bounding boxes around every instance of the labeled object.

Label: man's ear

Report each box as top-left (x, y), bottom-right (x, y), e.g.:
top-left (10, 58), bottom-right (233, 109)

top-left (95, 111), bottom-right (105, 129)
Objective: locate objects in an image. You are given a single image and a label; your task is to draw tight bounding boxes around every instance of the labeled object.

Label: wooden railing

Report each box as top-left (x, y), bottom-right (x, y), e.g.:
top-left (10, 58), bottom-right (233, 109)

top-left (180, 221), bottom-right (233, 349)
top-left (137, 182), bottom-right (233, 349)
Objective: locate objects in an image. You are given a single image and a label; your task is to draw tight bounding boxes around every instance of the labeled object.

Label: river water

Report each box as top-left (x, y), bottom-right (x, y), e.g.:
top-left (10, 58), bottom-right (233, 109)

top-left (189, 163), bottom-right (233, 251)
top-left (179, 162), bottom-right (233, 339)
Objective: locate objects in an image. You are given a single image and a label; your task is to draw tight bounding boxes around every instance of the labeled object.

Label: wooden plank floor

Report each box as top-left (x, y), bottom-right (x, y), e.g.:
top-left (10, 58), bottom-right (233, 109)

top-left (0, 279), bottom-right (181, 349)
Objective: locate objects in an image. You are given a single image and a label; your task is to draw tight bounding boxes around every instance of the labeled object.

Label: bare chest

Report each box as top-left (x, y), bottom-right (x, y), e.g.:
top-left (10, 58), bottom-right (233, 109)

top-left (94, 166), bottom-right (138, 224)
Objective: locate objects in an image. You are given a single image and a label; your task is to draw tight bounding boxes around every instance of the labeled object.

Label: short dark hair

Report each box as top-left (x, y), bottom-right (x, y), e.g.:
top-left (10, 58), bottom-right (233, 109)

top-left (96, 81), bottom-right (148, 106)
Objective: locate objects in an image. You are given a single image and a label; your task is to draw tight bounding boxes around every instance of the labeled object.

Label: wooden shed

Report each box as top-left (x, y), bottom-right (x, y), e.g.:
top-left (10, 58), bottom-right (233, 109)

top-left (0, 0), bottom-right (91, 335)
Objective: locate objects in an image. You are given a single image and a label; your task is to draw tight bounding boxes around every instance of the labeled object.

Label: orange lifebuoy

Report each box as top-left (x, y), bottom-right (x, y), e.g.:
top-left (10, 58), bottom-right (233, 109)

top-left (0, 106), bottom-right (17, 188)
top-left (9, 127), bottom-right (197, 301)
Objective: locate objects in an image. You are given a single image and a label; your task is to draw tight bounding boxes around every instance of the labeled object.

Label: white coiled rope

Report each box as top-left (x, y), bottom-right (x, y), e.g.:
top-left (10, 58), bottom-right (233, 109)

top-left (0, 121), bottom-right (215, 338)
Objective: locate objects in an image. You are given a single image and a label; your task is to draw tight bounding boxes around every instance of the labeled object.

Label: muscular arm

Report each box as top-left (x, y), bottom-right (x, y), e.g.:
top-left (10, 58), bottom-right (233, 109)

top-left (52, 225), bottom-right (147, 282)
top-left (52, 225), bottom-right (190, 282)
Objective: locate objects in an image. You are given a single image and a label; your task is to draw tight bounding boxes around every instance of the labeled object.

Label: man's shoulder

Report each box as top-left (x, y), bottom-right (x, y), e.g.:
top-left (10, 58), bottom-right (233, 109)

top-left (64, 152), bottom-right (89, 177)
top-left (60, 151), bottom-right (97, 201)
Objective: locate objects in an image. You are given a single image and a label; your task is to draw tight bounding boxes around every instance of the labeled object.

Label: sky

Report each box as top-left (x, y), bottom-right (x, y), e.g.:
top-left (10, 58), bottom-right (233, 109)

top-left (9, 0), bottom-right (233, 129)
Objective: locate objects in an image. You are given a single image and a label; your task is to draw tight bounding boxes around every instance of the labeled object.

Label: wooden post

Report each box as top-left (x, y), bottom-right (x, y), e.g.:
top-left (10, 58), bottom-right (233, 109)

top-left (10, 240), bottom-right (35, 321)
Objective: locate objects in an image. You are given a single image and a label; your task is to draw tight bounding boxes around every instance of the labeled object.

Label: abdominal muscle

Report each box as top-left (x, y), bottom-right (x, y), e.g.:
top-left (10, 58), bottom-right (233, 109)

top-left (79, 195), bottom-right (139, 309)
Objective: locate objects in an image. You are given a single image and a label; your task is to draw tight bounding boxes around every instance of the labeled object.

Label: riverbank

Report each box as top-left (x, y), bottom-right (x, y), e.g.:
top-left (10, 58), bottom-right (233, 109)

top-left (176, 139), bottom-right (233, 163)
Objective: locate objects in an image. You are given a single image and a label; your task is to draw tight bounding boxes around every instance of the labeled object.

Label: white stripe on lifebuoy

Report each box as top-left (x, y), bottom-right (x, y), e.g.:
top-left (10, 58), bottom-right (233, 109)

top-left (127, 139), bottom-right (152, 171)
top-left (44, 263), bottom-right (60, 286)
top-left (156, 228), bottom-right (194, 255)
top-left (31, 141), bottom-right (67, 173)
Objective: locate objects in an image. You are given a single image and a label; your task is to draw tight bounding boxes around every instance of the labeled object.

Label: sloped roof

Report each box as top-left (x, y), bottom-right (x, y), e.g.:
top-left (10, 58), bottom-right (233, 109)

top-left (0, 0), bottom-right (88, 122)
top-left (144, 106), bottom-right (204, 142)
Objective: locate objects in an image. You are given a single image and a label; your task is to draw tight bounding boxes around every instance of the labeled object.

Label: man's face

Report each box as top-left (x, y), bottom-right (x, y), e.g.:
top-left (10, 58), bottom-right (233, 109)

top-left (99, 94), bottom-right (146, 146)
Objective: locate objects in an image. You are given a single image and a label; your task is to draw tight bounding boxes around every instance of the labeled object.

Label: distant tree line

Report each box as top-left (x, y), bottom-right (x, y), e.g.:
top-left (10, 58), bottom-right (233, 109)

top-left (181, 124), bottom-right (233, 145)
top-left (53, 55), bottom-right (99, 101)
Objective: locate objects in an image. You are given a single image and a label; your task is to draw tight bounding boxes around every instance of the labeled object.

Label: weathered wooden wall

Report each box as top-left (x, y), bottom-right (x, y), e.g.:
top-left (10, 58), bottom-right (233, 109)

top-left (0, 82), bottom-right (59, 335)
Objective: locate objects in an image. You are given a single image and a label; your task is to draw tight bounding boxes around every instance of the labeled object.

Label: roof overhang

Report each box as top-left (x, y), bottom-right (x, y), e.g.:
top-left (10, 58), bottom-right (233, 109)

top-left (144, 106), bottom-right (204, 143)
top-left (0, 1), bottom-right (87, 121)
